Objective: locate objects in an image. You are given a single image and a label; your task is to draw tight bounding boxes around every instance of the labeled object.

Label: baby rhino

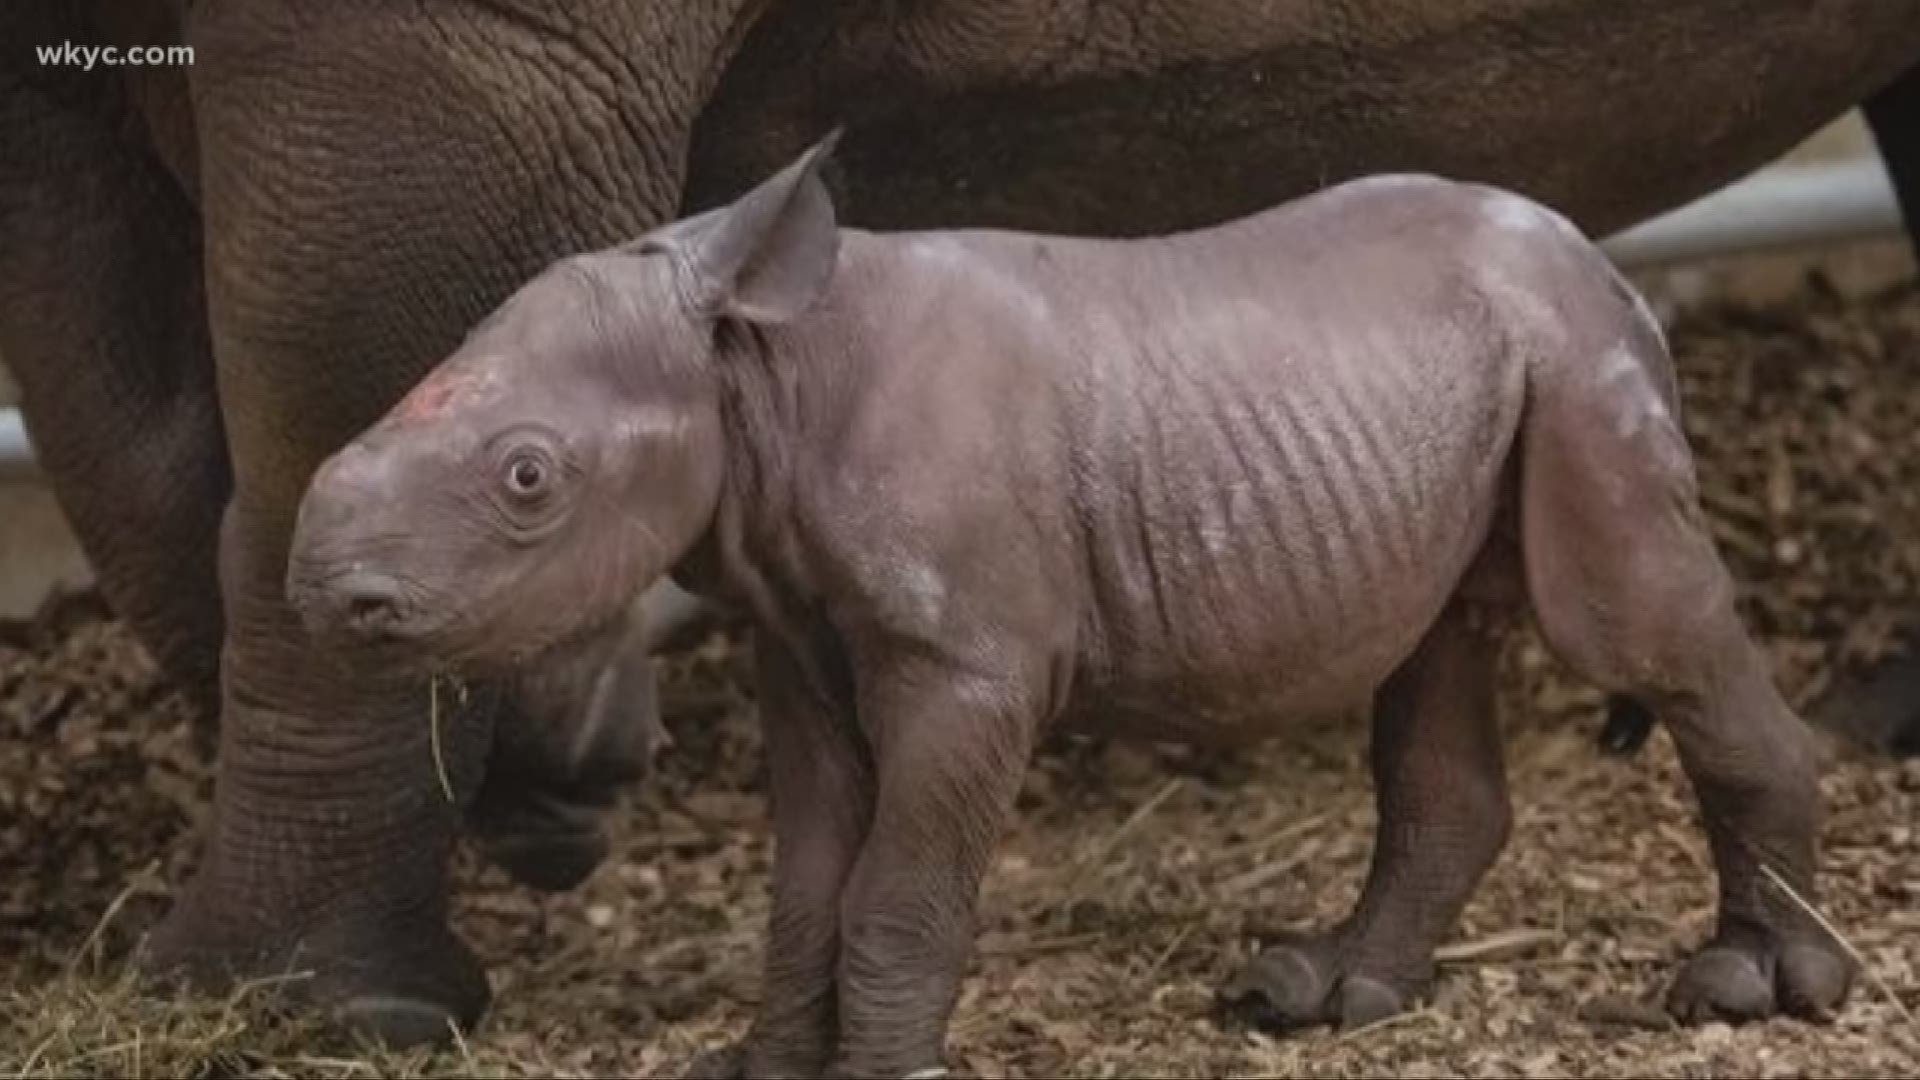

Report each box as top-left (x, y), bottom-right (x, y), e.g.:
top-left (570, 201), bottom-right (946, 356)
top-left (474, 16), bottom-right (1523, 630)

top-left (289, 136), bottom-right (1850, 1077)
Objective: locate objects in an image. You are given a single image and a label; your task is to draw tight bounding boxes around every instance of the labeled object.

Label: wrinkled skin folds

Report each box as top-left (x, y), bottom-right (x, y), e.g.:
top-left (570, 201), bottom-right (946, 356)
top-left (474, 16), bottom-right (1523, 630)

top-left (294, 145), bottom-right (1850, 1077)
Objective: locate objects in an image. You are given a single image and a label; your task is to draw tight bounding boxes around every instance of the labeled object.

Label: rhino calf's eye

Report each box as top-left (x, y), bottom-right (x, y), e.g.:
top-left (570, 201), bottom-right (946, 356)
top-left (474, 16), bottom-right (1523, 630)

top-left (505, 453), bottom-right (548, 497)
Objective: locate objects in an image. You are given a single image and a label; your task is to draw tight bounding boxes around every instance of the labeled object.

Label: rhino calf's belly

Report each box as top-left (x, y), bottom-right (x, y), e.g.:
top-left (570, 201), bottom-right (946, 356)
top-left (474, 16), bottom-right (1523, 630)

top-left (1057, 365), bottom-right (1520, 744)
top-left (1067, 558), bottom-right (1483, 744)
top-left (1067, 632), bottom-right (1435, 744)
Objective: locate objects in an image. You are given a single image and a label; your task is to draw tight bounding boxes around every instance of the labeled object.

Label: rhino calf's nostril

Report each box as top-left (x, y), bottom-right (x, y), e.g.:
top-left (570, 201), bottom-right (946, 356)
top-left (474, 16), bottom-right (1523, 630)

top-left (332, 573), bottom-right (411, 634)
top-left (349, 593), bottom-right (399, 626)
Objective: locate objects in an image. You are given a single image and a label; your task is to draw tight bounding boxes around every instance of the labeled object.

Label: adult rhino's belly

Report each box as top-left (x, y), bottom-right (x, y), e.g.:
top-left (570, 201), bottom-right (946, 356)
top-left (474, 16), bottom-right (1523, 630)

top-left (698, 0), bottom-right (1920, 239)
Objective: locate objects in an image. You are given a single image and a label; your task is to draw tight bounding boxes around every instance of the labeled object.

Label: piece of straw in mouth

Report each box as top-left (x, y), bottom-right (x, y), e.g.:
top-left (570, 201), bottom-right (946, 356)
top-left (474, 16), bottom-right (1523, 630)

top-left (429, 675), bottom-right (456, 804)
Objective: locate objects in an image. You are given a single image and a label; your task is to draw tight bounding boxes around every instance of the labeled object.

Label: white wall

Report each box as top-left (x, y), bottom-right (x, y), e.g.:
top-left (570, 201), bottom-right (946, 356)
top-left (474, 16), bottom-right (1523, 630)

top-left (0, 368), bottom-right (94, 621)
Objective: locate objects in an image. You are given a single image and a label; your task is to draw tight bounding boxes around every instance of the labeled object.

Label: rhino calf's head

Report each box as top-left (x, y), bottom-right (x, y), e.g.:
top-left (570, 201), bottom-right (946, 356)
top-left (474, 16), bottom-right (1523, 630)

top-left (287, 133), bottom-right (843, 671)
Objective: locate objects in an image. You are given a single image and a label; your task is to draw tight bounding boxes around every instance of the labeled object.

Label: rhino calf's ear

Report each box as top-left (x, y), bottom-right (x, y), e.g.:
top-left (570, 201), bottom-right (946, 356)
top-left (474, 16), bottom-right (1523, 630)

top-left (649, 130), bottom-right (843, 324)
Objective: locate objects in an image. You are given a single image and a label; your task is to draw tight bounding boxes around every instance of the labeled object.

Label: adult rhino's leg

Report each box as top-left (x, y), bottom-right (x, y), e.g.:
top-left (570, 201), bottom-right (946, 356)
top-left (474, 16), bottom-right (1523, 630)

top-left (475, 582), bottom-right (722, 891)
top-left (1223, 600), bottom-right (1511, 1032)
top-left (146, 1), bottom-right (732, 1040)
top-left (1866, 62), bottom-right (1920, 242)
top-left (473, 599), bottom-right (663, 892)
top-left (1821, 63), bottom-right (1920, 757)
top-left (0, 4), bottom-right (226, 716)
top-left (150, 506), bottom-right (495, 1041)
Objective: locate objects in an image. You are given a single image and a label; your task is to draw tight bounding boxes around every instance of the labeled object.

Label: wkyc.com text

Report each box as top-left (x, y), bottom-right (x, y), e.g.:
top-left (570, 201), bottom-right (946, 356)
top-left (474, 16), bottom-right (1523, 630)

top-left (37, 42), bottom-right (194, 70)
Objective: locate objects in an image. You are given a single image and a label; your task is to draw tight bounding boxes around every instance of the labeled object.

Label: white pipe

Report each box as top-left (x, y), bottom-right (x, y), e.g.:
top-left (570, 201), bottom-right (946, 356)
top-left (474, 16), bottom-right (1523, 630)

top-left (0, 408), bottom-right (35, 480)
top-left (1602, 159), bottom-right (1906, 268)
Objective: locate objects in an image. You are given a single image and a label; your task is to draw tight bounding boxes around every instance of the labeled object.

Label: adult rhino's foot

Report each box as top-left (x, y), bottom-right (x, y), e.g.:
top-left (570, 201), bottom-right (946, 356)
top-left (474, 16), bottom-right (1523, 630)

top-left (145, 896), bottom-right (489, 1047)
top-left (1667, 932), bottom-right (1853, 1024)
top-left (470, 595), bottom-right (671, 892)
top-left (468, 786), bottom-right (612, 893)
top-left (1812, 648), bottom-right (1920, 756)
top-left (1220, 933), bottom-right (1423, 1032)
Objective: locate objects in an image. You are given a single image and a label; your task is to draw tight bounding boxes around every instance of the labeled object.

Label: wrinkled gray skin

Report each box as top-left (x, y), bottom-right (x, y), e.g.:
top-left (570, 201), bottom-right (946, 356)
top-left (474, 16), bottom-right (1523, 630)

top-left (293, 142), bottom-right (1850, 1078)
top-left (6, 0), bottom-right (1920, 1047)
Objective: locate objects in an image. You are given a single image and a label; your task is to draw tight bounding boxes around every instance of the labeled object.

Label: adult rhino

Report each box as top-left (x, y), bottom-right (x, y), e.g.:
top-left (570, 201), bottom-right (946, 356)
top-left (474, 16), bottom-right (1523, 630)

top-left (3, 0), bottom-right (1918, 1045)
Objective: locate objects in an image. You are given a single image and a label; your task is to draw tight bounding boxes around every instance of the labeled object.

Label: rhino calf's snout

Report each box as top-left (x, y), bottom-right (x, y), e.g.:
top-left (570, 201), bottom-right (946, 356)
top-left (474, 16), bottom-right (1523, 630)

top-left (287, 431), bottom-right (450, 644)
top-left (286, 558), bottom-right (426, 640)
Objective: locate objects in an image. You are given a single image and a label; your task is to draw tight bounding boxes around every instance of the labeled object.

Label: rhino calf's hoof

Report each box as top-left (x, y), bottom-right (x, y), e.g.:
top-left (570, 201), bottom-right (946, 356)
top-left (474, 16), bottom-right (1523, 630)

top-left (1221, 936), bottom-right (1420, 1032)
top-left (1667, 938), bottom-right (1853, 1024)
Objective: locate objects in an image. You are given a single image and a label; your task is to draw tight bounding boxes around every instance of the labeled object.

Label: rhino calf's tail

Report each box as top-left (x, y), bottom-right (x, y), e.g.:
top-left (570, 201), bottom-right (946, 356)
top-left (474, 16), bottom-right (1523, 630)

top-left (1599, 693), bottom-right (1657, 754)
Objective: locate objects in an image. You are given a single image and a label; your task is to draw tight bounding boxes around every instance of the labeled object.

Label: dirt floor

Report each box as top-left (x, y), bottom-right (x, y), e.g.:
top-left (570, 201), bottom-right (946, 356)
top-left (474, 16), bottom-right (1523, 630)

top-left (6, 251), bottom-right (1920, 1077)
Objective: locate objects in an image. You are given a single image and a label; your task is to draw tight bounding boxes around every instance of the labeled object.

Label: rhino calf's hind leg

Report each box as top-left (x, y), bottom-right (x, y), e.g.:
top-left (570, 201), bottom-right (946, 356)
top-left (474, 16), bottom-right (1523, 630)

top-left (1225, 598), bottom-right (1512, 1031)
top-left (1520, 331), bottom-right (1854, 1022)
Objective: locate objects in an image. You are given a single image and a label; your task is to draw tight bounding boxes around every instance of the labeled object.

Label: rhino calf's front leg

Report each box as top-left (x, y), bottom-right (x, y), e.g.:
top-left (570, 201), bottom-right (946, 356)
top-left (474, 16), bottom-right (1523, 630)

top-left (830, 654), bottom-right (1042, 1079)
top-left (689, 638), bottom-right (876, 1079)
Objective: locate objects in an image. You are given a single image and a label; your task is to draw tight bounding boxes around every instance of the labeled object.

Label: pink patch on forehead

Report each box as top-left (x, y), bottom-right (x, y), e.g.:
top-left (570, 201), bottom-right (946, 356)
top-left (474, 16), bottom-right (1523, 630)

top-left (393, 366), bottom-right (490, 424)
